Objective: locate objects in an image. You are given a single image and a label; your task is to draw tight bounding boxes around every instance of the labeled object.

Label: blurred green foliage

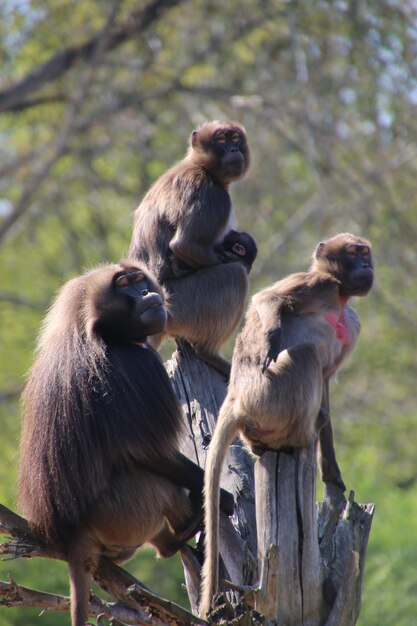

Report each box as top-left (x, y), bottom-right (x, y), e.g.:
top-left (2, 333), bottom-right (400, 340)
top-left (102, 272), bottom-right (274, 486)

top-left (1, 0), bottom-right (417, 624)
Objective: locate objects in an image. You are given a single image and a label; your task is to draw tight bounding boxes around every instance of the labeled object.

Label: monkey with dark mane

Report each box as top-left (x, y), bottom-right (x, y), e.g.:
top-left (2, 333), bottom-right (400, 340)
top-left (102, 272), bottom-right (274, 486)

top-left (18, 260), bottom-right (233, 626)
top-left (129, 121), bottom-right (253, 377)
top-left (200, 233), bottom-right (374, 617)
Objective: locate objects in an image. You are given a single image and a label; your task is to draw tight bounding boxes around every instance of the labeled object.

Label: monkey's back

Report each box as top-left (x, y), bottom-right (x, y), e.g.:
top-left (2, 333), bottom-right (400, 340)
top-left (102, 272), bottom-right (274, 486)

top-left (227, 289), bottom-right (359, 449)
top-left (130, 161), bottom-right (232, 282)
top-left (18, 331), bottom-right (183, 547)
top-left (228, 310), bottom-right (316, 447)
top-left (280, 310), bottom-right (344, 373)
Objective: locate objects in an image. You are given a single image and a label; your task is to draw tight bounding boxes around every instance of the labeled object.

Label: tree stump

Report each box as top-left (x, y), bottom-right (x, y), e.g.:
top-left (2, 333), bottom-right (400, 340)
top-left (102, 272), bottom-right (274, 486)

top-left (165, 342), bottom-right (258, 614)
top-left (167, 343), bottom-right (375, 625)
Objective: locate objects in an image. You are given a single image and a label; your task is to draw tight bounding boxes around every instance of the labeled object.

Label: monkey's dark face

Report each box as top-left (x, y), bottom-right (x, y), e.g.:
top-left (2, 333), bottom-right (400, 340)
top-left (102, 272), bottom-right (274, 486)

top-left (191, 123), bottom-right (250, 183)
top-left (211, 127), bottom-right (247, 180)
top-left (90, 264), bottom-right (167, 343)
top-left (338, 243), bottom-right (374, 297)
top-left (223, 230), bottom-right (258, 268)
top-left (314, 235), bottom-right (374, 298)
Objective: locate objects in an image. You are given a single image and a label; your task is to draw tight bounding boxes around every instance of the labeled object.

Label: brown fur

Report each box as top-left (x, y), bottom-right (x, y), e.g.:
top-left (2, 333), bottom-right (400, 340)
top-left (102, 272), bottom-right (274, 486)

top-left (129, 121), bottom-right (252, 376)
top-left (18, 261), bottom-right (205, 626)
top-left (199, 233), bottom-right (374, 617)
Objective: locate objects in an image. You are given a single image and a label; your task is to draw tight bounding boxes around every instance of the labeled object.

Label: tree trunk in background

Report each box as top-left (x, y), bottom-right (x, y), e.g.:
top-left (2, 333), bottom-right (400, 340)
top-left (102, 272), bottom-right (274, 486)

top-left (166, 343), bottom-right (375, 626)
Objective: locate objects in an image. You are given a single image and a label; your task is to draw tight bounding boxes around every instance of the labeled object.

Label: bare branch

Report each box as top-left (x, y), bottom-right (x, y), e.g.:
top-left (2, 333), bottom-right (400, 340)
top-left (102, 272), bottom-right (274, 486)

top-left (0, 94), bottom-right (67, 113)
top-left (0, 577), bottom-right (172, 625)
top-left (0, 293), bottom-right (43, 309)
top-left (0, 1), bottom-right (119, 244)
top-left (0, 503), bottom-right (31, 536)
top-left (0, 576), bottom-right (70, 613)
top-left (0, 385), bottom-right (23, 404)
top-left (0, 503), bottom-right (205, 626)
top-left (0, 0), bottom-right (185, 114)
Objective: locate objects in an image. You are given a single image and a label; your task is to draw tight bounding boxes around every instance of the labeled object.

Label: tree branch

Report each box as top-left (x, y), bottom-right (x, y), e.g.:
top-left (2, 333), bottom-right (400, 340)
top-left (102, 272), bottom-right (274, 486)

top-left (0, 0), bottom-right (185, 114)
top-left (0, 293), bottom-right (43, 309)
top-left (0, 0), bottom-right (119, 244)
top-left (0, 577), bottom-right (151, 626)
top-left (0, 503), bottom-right (205, 625)
top-left (0, 385), bottom-right (24, 404)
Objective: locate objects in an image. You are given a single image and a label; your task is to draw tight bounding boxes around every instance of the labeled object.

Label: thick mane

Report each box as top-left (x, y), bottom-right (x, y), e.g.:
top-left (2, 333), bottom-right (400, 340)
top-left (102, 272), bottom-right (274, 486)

top-left (19, 274), bottom-right (108, 543)
top-left (19, 270), bottom-right (182, 546)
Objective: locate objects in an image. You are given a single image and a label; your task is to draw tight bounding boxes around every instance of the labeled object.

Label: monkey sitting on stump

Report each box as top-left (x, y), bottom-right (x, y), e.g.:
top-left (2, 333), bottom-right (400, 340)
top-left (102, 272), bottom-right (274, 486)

top-left (199, 233), bottom-right (374, 618)
top-left (129, 121), bottom-right (253, 377)
top-left (18, 260), bottom-right (233, 626)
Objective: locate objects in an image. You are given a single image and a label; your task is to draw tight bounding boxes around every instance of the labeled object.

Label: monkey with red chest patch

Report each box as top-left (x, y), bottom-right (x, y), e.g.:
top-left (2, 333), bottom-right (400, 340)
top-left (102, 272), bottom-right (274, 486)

top-left (199, 233), bottom-right (374, 617)
top-left (129, 121), bottom-right (253, 377)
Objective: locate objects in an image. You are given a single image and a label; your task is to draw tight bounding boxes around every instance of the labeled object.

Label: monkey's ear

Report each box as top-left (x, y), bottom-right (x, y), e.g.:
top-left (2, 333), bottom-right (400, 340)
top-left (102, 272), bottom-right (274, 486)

top-left (191, 130), bottom-right (198, 148)
top-left (314, 242), bottom-right (325, 258)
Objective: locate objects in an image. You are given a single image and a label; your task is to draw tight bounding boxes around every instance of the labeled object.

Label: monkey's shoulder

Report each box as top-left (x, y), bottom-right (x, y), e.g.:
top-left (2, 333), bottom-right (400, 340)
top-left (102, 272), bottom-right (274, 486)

top-left (265, 270), bottom-right (337, 296)
top-left (261, 271), bottom-right (339, 315)
top-left (140, 162), bottom-right (230, 218)
top-left (287, 270), bottom-right (339, 296)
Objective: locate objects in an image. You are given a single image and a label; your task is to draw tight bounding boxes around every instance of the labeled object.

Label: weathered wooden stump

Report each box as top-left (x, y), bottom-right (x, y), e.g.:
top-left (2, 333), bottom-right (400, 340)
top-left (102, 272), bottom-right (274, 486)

top-left (254, 446), bottom-right (324, 626)
top-left (168, 343), bottom-right (374, 626)
top-left (166, 342), bottom-right (258, 614)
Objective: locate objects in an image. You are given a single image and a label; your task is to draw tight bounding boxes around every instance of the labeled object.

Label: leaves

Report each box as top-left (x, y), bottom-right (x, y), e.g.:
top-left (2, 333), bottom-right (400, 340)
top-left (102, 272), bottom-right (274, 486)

top-left (1, 1), bottom-right (417, 624)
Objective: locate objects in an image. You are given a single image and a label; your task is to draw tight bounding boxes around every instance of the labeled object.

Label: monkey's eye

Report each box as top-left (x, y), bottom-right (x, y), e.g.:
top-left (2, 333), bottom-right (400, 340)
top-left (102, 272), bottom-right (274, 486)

top-left (361, 247), bottom-right (370, 258)
top-left (115, 274), bottom-right (130, 288)
top-left (345, 246), bottom-right (357, 257)
top-left (215, 134), bottom-right (226, 143)
top-left (232, 242), bottom-right (246, 256)
top-left (231, 132), bottom-right (240, 142)
top-left (115, 271), bottom-right (144, 288)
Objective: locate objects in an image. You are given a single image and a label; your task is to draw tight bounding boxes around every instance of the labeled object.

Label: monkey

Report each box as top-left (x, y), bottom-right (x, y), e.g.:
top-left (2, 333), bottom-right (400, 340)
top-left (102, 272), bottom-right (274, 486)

top-left (215, 229), bottom-right (258, 273)
top-left (129, 121), bottom-right (252, 377)
top-left (168, 229), bottom-right (258, 278)
top-left (17, 260), bottom-right (234, 626)
top-left (199, 233), bottom-right (374, 617)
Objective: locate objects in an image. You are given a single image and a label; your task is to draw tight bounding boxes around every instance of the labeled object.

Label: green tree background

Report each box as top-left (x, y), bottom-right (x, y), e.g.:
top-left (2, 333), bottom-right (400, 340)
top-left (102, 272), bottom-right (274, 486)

top-left (1, 0), bottom-right (416, 624)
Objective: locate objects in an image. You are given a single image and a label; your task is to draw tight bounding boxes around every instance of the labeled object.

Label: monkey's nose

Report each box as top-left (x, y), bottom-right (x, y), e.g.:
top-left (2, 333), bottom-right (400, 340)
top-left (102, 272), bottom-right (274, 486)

top-left (142, 289), bottom-right (149, 296)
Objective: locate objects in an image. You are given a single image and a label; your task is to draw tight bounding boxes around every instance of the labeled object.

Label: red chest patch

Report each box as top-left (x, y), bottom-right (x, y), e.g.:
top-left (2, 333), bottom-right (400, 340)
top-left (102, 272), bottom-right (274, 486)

top-left (324, 311), bottom-right (350, 346)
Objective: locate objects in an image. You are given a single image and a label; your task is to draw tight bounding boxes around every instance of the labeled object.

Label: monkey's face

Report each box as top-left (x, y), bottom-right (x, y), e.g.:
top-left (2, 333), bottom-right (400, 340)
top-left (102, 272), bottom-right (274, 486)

top-left (338, 243), bottom-right (374, 297)
top-left (191, 123), bottom-right (250, 183)
top-left (314, 235), bottom-right (374, 298)
top-left (89, 263), bottom-right (167, 343)
top-left (221, 231), bottom-right (258, 270)
top-left (320, 242), bottom-right (374, 299)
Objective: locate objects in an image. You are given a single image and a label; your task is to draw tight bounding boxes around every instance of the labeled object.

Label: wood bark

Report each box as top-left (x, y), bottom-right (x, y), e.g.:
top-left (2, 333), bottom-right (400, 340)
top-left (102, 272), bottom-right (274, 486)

top-left (166, 341), bottom-right (258, 614)
top-left (169, 344), bottom-right (374, 626)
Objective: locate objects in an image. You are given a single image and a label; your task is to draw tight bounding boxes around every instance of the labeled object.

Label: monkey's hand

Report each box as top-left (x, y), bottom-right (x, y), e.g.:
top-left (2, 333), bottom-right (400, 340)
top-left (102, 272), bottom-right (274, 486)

top-left (215, 248), bottom-right (239, 264)
top-left (217, 250), bottom-right (252, 273)
top-left (167, 251), bottom-right (193, 278)
top-left (262, 327), bottom-right (281, 373)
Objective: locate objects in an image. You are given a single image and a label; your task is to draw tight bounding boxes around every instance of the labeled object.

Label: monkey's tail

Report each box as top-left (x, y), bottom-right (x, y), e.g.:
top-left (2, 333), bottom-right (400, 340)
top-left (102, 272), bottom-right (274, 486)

top-left (199, 399), bottom-right (239, 618)
top-left (67, 533), bottom-right (95, 626)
